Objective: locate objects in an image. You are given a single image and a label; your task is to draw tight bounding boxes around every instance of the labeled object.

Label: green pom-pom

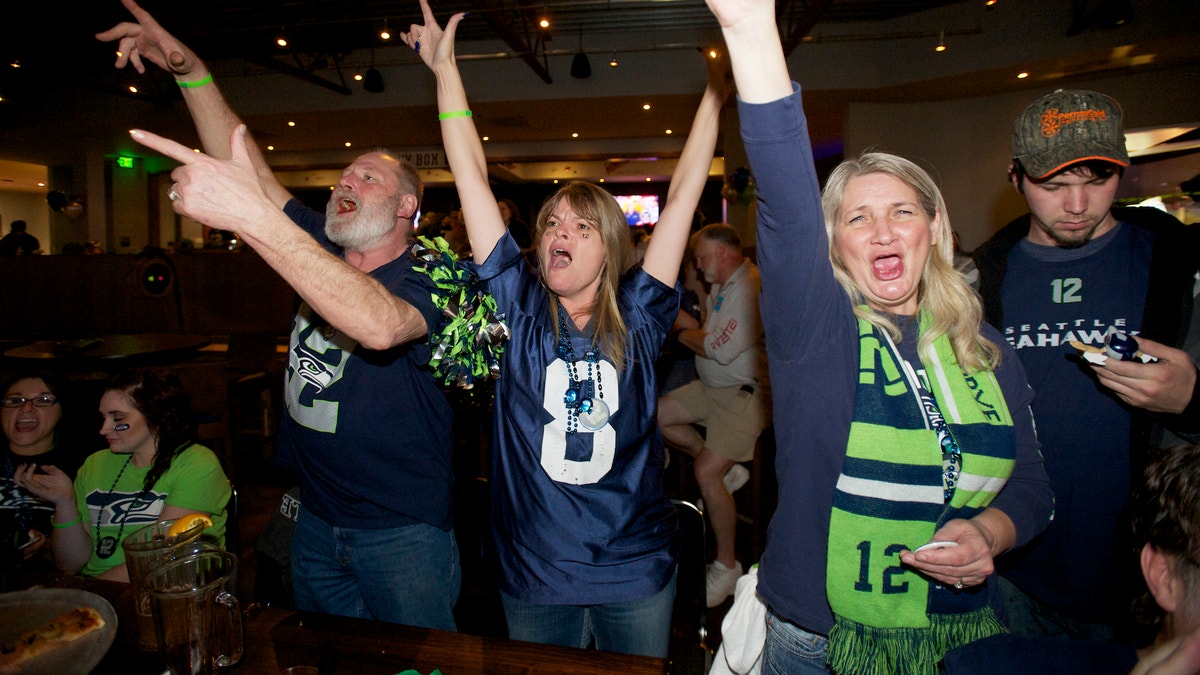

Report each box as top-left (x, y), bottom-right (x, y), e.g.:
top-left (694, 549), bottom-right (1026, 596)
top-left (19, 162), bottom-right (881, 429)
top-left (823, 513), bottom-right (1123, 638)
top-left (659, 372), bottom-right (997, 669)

top-left (411, 236), bottom-right (509, 389)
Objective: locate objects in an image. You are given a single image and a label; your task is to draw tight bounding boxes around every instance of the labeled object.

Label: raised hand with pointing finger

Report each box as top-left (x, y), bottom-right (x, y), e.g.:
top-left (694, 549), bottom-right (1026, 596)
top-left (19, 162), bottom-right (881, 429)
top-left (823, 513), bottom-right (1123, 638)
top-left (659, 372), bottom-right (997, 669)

top-left (130, 125), bottom-right (275, 240)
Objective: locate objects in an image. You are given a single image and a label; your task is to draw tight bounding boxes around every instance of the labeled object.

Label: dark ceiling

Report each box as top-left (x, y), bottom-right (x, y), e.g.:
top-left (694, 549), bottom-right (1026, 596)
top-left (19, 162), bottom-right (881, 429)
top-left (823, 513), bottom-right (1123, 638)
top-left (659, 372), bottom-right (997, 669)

top-left (3, 0), bottom-right (968, 99)
top-left (1, 0), bottom-right (1193, 184)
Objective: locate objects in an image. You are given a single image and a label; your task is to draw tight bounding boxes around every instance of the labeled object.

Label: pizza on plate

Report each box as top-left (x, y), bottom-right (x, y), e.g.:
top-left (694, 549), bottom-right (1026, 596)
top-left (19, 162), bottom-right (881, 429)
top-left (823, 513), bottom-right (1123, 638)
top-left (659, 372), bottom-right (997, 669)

top-left (0, 606), bottom-right (106, 673)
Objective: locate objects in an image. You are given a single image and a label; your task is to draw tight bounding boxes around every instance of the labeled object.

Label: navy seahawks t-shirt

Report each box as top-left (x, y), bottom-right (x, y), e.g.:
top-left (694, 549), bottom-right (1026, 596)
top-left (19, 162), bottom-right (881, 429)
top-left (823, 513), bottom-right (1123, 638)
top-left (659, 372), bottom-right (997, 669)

top-left (997, 221), bottom-right (1152, 622)
top-left (477, 233), bottom-right (679, 605)
top-left (277, 199), bottom-right (454, 531)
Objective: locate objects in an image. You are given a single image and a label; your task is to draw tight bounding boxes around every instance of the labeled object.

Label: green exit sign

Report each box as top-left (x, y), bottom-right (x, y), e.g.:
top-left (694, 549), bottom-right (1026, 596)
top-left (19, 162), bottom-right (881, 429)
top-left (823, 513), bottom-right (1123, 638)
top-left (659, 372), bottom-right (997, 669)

top-left (116, 156), bottom-right (135, 169)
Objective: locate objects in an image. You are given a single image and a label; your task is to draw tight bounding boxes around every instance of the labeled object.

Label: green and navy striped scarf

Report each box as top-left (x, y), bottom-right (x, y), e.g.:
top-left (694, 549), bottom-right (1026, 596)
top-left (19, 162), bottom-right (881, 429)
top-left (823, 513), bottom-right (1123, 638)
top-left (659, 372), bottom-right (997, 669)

top-left (825, 314), bottom-right (1015, 675)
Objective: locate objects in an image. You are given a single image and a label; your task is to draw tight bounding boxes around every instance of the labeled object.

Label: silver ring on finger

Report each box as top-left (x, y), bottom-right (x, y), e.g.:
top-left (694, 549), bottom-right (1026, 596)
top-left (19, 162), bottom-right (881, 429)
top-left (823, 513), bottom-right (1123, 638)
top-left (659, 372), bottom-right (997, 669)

top-left (954, 579), bottom-right (965, 590)
top-left (168, 185), bottom-right (180, 202)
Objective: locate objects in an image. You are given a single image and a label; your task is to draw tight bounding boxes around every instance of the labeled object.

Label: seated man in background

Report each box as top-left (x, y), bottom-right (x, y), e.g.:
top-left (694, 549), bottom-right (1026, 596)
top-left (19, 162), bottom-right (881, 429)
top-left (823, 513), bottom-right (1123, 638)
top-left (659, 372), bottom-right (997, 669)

top-left (944, 442), bottom-right (1200, 673)
top-left (658, 223), bottom-right (770, 608)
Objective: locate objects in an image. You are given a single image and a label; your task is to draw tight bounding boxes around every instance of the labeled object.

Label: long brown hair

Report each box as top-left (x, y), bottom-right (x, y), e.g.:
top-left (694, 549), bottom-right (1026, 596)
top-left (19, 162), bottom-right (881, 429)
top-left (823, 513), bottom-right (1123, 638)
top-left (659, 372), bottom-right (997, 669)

top-left (533, 181), bottom-right (631, 371)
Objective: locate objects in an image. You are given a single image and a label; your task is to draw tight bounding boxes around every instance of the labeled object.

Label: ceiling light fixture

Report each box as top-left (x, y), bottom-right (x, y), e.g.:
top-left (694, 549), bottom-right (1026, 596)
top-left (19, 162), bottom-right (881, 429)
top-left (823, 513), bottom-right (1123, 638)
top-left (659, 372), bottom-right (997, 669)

top-left (609, 53), bottom-right (618, 67)
top-left (570, 30), bottom-right (591, 79)
top-left (539, 18), bottom-right (551, 29)
top-left (1017, 72), bottom-right (1029, 79)
top-left (643, 103), bottom-right (651, 110)
top-left (276, 26), bottom-right (288, 48)
top-left (364, 67), bottom-right (384, 92)
top-left (364, 48), bottom-right (384, 93)
top-left (128, 85), bottom-right (138, 94)
top-left (934, 31), bottom-right (947, 52)
top-left (380, 19), bottom-right (391, 41)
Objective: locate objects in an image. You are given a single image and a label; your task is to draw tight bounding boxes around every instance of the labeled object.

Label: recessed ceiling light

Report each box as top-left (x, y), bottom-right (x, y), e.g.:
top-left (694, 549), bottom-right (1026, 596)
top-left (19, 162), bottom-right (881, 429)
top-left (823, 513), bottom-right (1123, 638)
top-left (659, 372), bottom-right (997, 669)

top-left (665, 129), bottom-right (673, 135)
top-left (572, 132), bottom-right (579, 138)
top-left (276, 37), bottom-right (288, 48)
top-left (539, 18), bottom-right (550, 29)
top-left (345, 141), bottom-right (352, 147)
top-left (643, 104), bottom-right (651, 111)
top-left (482, 136), bottom-right (490, 141)
top-left (645, 177), bottom-right (652, 182)
top-left (288, 121), bottom-right (296, 127)
top-left (1017, 72), bottom-right (1029, 79)
top-left (267, 145), bottom-right (275, 151)
top-left (128, 85), bottom-right (138, 93)
top-left (354, 73), bottom-right (363, 81)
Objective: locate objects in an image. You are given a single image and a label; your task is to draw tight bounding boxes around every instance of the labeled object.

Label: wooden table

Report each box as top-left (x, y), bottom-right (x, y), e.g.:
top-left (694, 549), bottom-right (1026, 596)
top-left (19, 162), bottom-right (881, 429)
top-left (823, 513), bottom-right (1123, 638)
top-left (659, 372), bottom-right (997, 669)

top-left (48, 577), bottom-right (670, 675)
top-left (270, 610), bottom-right (670, 675)
top-left (3, 334), bottom-right (211, 366)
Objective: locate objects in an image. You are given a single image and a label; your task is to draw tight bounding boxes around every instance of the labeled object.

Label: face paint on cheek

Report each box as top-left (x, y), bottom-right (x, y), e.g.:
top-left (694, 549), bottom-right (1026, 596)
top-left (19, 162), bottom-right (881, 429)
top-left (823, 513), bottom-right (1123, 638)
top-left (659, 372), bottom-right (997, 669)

top-left (113, 424), bottom-right (130, 432)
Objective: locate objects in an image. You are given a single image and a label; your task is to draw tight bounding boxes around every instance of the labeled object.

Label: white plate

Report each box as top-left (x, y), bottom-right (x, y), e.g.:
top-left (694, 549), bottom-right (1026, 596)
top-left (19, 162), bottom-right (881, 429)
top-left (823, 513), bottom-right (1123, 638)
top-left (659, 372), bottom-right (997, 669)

top-left (0, 588), bottom-right (118, 674)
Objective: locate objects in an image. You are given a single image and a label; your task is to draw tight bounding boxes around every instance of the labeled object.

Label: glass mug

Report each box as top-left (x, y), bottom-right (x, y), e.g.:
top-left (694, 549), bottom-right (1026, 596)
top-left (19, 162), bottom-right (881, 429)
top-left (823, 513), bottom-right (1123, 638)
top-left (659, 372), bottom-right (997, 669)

top-left (122, 519), bottom-right (212, 651)
top-left (146, 549), bottom-right (243, 674)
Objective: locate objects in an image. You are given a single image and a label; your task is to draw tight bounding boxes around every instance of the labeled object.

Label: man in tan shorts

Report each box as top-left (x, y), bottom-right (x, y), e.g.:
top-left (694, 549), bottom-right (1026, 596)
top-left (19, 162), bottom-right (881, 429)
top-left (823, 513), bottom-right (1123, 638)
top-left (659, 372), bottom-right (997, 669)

top-left (658, 223), bottom-right (771, 608)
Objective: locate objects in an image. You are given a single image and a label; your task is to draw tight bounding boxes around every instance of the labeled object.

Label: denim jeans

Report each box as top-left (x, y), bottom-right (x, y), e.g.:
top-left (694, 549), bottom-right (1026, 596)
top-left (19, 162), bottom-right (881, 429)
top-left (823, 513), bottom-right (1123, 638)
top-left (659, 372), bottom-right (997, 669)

top-left (996, 576), bottom-right (1117, 642)
top-left (500, 568), bottom-right (676, 659)
top-left (291, 509), bottom-right (460, 631)
top-left (762, 608), bottom-right (830, 675)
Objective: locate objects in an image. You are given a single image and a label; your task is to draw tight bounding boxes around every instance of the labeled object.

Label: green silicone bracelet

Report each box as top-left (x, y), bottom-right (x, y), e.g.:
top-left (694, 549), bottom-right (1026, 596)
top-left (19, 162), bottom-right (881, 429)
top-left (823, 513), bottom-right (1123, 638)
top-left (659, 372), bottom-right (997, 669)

top-left (53, 514), bottom-right (82, 529)
top-left (438, 110), bottom-right (473, 120)
top-left (177, 73), bottom-right (214, 89)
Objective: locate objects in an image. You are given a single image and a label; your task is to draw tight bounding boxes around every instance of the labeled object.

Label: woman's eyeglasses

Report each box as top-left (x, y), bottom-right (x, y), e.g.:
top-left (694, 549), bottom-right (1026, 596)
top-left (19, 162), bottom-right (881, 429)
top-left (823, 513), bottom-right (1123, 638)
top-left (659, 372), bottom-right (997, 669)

top-left (2, 395), bottom-right (59, 408)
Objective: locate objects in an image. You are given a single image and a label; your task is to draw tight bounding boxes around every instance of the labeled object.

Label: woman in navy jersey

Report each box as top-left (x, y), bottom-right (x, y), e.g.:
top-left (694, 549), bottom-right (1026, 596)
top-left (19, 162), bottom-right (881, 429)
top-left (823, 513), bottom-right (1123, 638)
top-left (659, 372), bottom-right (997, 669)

top-left (405, 0), bottom-right (728, 658)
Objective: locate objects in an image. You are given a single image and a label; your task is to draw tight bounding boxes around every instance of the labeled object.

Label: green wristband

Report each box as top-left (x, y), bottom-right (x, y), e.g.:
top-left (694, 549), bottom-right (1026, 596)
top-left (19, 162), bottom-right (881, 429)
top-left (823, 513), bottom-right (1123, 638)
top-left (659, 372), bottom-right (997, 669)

top-left (438, 110), bottom-right (472, 120)
top-left (177, 73), bottom-right (214, 89)
top-left (52, 514), bottom-right (82, 529)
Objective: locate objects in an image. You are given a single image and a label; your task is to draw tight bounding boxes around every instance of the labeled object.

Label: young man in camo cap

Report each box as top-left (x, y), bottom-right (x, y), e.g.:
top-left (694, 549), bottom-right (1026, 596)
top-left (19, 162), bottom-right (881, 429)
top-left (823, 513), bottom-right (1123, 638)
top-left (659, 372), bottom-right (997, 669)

top-left (973, 89), bottom-right (1200, 641)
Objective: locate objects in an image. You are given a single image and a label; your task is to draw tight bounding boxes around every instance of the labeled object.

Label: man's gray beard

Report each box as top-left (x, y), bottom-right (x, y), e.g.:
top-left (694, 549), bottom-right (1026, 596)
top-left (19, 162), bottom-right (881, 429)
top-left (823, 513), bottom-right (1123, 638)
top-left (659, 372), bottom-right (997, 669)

top-left (325, 195), bottom-right (400, 251)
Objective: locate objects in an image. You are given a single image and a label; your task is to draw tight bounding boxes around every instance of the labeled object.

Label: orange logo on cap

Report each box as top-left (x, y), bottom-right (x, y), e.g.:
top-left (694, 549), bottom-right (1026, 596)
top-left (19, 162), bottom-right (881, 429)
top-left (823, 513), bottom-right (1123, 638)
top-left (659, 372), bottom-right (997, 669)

top-left (1040, 107), bottom-right (1108, 138)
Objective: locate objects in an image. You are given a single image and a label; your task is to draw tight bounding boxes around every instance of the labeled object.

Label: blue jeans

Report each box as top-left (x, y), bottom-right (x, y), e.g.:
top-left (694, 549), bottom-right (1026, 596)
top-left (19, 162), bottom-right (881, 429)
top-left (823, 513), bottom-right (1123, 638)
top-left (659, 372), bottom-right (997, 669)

top-left (500, 569), bottom-right (676, 659)
top-left (291, 509), bottom-right (460, 630)
top-left (762, 608), bottom-right (830, 675)
top-left (996, 576), bottom-right (1117, 642)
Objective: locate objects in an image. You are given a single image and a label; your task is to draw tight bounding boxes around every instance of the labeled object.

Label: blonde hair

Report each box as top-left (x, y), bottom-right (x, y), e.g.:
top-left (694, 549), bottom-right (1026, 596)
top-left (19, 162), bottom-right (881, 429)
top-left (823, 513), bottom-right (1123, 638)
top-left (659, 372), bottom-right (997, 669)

top-left (821, 152), bottom-right (1000, 372)
top-left (533, 181), bottom-right (631, 371)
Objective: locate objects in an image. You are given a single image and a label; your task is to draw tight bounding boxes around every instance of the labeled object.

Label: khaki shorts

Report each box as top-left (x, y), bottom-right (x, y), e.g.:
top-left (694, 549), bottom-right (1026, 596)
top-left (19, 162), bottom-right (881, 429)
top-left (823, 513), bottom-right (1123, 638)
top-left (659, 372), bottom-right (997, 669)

top-left (664, 380), bottom-right (771, 463)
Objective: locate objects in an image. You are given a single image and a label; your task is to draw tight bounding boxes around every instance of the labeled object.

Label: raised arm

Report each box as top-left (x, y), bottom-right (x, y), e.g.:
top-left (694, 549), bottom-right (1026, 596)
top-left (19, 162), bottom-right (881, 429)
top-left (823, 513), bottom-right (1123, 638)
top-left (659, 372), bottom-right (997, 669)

top-left (97, 0), bottom-right (291, 209)
top-left (12, 464), bottom-right (92, 575)
top-left (132, 126), bottom-right (428, 350)
top-left (642, 50), bottom-right (731, 286)
top-left (404, 0), bottom-right (506, 264)
top-left (705, 0), bottom-right (791, 104)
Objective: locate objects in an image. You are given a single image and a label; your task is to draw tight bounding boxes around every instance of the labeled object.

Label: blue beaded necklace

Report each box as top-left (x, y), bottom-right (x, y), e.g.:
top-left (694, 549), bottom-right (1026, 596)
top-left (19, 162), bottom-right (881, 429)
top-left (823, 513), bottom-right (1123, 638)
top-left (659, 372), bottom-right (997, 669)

top-left (556, 303), bottom-right (609, 433)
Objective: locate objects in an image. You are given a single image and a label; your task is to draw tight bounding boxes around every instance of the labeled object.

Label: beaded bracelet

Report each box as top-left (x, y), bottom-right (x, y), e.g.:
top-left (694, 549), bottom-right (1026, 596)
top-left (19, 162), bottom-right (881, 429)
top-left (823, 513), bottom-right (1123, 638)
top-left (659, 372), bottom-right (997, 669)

top-left (438, 110), bottom-right (472, 120)
top-left (177, 73), bottom-right (214, 89)
top-left (52, 514), bottom-right (82, 529)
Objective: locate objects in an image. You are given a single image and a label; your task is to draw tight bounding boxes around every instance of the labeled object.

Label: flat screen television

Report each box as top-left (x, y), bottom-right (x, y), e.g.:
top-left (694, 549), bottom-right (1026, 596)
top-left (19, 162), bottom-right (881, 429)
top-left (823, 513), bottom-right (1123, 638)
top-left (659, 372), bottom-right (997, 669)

top-left (614, 194), bottom-right (660, 227)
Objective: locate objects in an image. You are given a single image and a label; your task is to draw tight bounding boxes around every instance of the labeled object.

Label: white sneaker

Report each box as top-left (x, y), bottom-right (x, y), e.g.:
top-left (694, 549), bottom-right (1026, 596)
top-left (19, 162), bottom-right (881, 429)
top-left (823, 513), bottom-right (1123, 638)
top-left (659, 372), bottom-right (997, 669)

top-left (723, 463), bottom-right (750, 494)
top-left (706, 559), bottom-right (743, 608)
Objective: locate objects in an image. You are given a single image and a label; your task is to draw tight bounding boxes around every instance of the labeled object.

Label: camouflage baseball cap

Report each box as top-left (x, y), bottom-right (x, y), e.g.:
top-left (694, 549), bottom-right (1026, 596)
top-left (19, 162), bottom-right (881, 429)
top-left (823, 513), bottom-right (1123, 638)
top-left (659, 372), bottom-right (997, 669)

top-left (1011, 89), bottom-right (1130, 179)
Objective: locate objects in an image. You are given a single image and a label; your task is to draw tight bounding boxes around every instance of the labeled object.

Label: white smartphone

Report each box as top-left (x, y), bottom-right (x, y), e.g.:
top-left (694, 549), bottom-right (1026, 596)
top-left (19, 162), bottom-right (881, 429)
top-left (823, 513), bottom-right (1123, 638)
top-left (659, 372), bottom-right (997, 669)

top-left (16, 532), bottom-right (43, 551)
top-left (913, 540), bottom-right (959, 553)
